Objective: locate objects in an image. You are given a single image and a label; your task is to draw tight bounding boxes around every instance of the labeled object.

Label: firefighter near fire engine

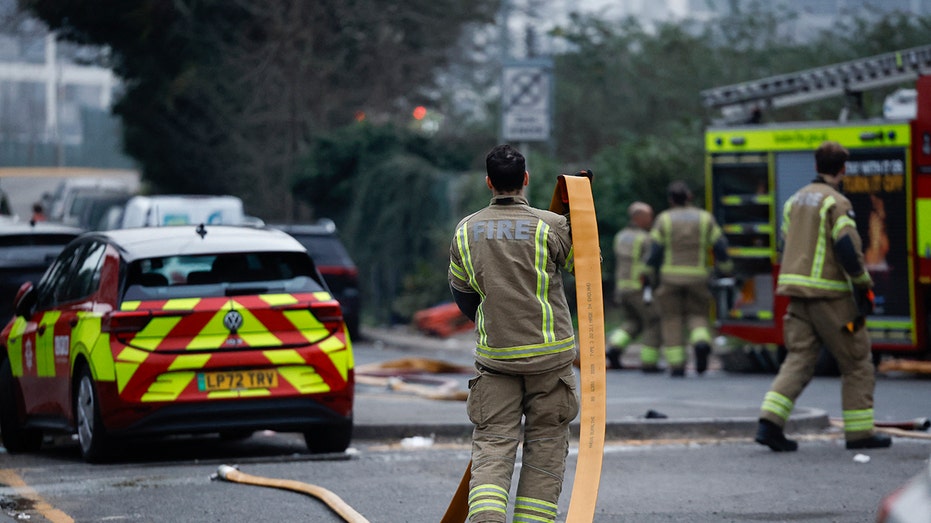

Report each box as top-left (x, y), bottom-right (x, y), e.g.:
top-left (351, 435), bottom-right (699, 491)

top-left (448, 144), bottom-right (579, 522)
top-left (606, 201), bottom-right (662, 371)
top-left (755, 140), bottom-right (892, 452)
top-left (647, 181), bottom-right (733, 377)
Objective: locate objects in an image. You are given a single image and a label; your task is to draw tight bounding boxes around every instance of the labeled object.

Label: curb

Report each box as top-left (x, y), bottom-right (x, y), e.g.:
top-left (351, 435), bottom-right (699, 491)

top-left (352, 409), bottom-right (830, 443)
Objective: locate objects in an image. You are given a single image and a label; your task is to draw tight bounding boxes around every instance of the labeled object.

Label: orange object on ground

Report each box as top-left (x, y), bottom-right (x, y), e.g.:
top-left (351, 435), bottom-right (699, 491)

top-left (413, 302), bottom-right (475, 338)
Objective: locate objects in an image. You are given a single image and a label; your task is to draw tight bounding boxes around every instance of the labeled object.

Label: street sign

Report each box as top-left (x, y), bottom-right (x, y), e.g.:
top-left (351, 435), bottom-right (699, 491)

top-left (501, 59), bottom-right (553, 142)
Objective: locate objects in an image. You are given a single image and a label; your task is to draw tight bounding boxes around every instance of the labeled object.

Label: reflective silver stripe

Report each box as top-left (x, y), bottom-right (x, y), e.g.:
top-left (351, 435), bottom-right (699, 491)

top-left (514, 496), bottom-right (558, 522)
top-left (842, 408), bottom-right (874, 432)
top-left (761, 391), bottom-right (794, 421)
top-left (456, 224), bottom-right (487, 346)
top-left (698, 211), bottom-right (710, 268)
top-left (811, 195), bottom-right (835, 279)
top-left (776, 273), bottom-right (851, 292)
top-left (449, 260), bottom-right (467, 282)
top-left (534, 220), bottom-right (556, 343)
top-left (476, 337), bottom-right (576, 360)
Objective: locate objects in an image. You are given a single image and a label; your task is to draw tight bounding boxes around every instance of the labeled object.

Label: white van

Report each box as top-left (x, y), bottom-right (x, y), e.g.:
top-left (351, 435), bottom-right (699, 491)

top-left (107, 195), bottom-right (251, 229)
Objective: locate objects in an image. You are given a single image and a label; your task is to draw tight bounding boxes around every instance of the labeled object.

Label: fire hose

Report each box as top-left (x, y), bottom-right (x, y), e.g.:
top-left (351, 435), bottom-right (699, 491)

top-left (214, 465), bottom-right (370, 523)
top-left (442, 172), bottom-right (607, 522)
top-left (829, 417), bottom-right (931, 439)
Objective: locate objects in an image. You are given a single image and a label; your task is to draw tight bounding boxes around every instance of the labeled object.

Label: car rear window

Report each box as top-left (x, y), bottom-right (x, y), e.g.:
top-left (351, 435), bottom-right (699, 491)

top-left (122, 251), bottom-right (326, 301)
top-left (0, 233), bottom-right (79, 247)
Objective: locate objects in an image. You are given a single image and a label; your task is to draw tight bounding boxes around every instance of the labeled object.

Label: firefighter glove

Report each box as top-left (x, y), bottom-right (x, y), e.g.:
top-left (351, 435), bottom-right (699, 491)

top-left (854, 287), bottom-right (875, 317)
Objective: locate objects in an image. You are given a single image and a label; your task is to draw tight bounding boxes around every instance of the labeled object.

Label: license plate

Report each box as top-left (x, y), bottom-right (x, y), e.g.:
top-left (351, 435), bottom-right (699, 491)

top-left (198, 370), bottom-right (279, 391)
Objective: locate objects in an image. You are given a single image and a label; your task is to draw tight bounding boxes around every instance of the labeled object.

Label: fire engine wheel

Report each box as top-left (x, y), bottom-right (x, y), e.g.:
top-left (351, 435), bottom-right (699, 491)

top-left (75, 366), bottom-right (111, 462)
top-left (0, 358), bottom-right (43, 453)
top-left (303, 419), bottom-right (352, 454)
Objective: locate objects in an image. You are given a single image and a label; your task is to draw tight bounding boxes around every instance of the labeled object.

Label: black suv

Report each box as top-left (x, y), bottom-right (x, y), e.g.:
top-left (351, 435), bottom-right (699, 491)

top-left (0, 221), bottom-right (84, 322)
top-left (269, 221), bottom-right (361, 339)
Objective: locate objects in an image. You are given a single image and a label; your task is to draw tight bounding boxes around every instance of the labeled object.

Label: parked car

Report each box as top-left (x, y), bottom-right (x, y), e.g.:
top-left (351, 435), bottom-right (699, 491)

top-left (269, 221), bottom-right (361, 340)
top-left (104, 194), bottom-right (262, 229)
top-left (0, 222), bottom-right (83, 323)
top-left (43, 178), bottom-right (137, 224)
top-left (0, 225), bottom-right (354, 461)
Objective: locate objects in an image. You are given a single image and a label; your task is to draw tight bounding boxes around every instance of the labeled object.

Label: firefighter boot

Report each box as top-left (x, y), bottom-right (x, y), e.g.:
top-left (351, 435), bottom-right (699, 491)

top-left (755, 419), bottom-right (798, 452)
top-left (694, 341), bottom-right (711, 375)
top-left (607, 348), bottom-right (624, 370)
top-left (846, 433), bottom-right (892, 450)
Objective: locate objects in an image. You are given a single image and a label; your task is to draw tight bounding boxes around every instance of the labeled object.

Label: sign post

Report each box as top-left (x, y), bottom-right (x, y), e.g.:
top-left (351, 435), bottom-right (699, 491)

top-left (501, 58), bottom-right (553, 143)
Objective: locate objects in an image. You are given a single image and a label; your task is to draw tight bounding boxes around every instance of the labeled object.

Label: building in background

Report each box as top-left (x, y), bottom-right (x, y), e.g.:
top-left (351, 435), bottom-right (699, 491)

top-left (0, 0), bottom-right (133, 169)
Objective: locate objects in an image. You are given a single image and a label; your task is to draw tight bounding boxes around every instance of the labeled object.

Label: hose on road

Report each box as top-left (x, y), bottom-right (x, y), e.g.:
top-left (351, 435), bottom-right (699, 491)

top-left (214, 465), bottom-right (370, 523)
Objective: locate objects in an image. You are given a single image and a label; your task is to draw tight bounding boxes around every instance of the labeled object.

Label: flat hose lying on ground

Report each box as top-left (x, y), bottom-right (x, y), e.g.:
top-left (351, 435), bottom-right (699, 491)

top-left (441, 172), bottom-right (607, 523)
top-left (829, 418), bottom-right (931, 439)
top-left (214, 465), bottom-right (370, 523)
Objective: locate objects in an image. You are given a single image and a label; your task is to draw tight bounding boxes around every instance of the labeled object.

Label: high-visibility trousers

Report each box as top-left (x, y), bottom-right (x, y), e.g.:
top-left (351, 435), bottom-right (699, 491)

top-left (466, 363), bottom-right (580, 522)
top-left (653, 279), bottom-right (713, 369)
top-left (760, 296), bottom-right (876, 441)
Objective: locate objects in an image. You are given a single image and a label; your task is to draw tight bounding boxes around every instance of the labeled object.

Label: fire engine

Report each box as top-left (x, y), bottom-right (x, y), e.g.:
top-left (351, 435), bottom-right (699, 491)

top-left (702, 45), bottom-right (931, 370)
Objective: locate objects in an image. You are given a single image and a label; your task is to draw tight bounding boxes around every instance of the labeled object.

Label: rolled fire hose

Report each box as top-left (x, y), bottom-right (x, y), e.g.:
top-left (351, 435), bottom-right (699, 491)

top-left (215, 465), bottom-right (370, 523)
top-left (829, 418), bottom-right (931, 439)
top-left (441, 172), bottom-right (607, 522)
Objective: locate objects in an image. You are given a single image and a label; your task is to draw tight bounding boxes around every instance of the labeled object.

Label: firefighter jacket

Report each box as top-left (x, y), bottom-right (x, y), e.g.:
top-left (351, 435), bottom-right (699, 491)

top-left (613, 225), bottom-right (652, 297)
top-left (449, 195), bottom-right (576, 375)
top-left (650, 206), bottom-right (725, 286)
top-left (776, 180), bottom-right (873, 298)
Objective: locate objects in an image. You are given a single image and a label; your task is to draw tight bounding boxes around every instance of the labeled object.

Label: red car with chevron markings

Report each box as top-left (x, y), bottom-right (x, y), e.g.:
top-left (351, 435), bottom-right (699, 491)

top-left (0, 224), bottom-right (354, 461)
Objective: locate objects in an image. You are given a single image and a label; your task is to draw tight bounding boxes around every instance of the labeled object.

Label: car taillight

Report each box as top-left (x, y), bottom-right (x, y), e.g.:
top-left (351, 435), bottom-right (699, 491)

top-left (309, 301), bottom-right (345, 332)
top-left (102, 310), bottom-right (192, 334)
top-left (102, 310), bottom-right (153, 334)
top-left (274, 300), bottom-right (346, 333)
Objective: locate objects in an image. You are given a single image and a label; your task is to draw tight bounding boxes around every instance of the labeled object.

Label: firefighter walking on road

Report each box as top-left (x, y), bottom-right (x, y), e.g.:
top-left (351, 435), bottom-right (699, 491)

top-left (607, 201), bottom-right (662, 372)
top-left (755, 140), bottom-right (892, 452)
top-left (448, 144), bottom-right (580, 522)
top-left (648, 181), bottom-right (732, 377)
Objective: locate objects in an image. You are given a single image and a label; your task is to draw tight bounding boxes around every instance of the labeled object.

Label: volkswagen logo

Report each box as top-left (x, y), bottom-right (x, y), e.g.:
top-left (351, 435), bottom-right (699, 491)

top-left (223, 310), bottom-right (244, 333)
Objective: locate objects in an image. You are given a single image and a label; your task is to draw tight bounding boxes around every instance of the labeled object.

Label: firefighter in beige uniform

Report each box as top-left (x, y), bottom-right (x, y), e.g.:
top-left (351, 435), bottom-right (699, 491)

top-left (449, 144), bottom-right (579, 523)
top-left (647, 181), bottom-right (732, 376)
top-left (606, 201), bottom-right (662, 371)
top-left (755, 140), bottom-right (891, 451)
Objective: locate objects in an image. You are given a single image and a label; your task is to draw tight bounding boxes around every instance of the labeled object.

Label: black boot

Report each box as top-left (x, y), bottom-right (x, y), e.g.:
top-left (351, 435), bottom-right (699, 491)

top-left (755, 419), bottom-right (798, 452)
top-left (694, 341), bottom-right (711, 375)
top-left (607, 348), bottom-right (624, 370)
top-left (846, 433), bottom-right (892, 450)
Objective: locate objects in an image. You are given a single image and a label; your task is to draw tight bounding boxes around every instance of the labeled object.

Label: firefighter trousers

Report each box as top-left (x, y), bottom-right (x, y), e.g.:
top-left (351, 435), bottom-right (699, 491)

top-left (465, 362), bottom-right (580, 523)
top-left (760, 296), bottom-right (876, 441)
top-left (609, 289), bottom-right (661, 365)
top-left (653, 280), bottom-right (713, 370)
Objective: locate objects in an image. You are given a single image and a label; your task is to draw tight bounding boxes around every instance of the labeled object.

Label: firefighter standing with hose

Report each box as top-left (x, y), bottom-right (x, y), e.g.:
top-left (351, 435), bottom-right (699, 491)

top-left (755, 140), bottom-right (892, 451)
top-left (647, 181), bottom-right (732, 377)
top-left (606, 201), bottom-right (662, 372)
top-left (448, 144), bottom-right (579, 523)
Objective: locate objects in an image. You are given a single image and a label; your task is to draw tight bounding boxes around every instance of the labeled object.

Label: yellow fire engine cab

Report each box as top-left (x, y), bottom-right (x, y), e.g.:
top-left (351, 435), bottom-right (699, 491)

top-left (702, 45), bottom-right (931, 369)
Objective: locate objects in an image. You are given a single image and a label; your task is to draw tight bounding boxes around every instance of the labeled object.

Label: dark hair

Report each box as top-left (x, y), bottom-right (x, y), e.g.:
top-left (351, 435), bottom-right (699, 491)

top-left (815, 141), bottom-right (849, 175)
top-left (485, 144), bottom-right (526, 191)
top-left (667, 180), bottom-right (691, 206)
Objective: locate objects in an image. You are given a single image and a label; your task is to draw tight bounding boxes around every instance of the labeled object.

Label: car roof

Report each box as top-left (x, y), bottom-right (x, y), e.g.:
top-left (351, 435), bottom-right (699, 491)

top-left (0, 221), bottom-right (85, 236)
top-left (266, 221), bottom-right (338, 236)
top-left (89, 225), bottom-right (307, 262)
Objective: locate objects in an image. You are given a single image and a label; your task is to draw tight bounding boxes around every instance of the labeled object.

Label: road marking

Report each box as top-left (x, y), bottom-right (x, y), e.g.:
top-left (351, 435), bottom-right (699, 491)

top-left (0, 468), bottom-right (74, 523)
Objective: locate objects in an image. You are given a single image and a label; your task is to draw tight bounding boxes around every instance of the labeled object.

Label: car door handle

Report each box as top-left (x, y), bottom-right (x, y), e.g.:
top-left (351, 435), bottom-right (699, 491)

top-left (37, 325), bottom-right (46, 335)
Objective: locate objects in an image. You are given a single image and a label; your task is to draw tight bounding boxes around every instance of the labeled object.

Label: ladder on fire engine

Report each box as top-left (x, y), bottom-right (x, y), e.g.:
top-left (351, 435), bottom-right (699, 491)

top-left (701, 44), bottom-right (931, 120)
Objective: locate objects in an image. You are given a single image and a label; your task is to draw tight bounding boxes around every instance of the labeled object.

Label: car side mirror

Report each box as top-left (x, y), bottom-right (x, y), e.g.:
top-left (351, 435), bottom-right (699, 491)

top-left (13, 282), bottom-right (36, 318)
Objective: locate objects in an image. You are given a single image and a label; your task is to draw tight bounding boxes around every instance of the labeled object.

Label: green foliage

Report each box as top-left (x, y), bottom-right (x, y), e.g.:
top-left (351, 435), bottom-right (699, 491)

top-left (295, 123), bottom-right (478, 323)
